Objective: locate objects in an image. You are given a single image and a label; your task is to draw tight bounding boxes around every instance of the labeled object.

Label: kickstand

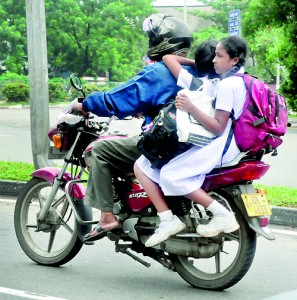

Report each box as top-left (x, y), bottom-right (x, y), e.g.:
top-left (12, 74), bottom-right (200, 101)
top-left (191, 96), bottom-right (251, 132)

top-left (115, 241), bottom-right (151, 268)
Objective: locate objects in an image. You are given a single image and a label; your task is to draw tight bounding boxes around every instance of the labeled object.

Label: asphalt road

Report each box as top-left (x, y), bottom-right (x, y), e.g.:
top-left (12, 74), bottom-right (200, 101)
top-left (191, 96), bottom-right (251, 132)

top-left (0, 107), bottom-right (296, 188)
top-left (1, 196), bottom-right (297, 300)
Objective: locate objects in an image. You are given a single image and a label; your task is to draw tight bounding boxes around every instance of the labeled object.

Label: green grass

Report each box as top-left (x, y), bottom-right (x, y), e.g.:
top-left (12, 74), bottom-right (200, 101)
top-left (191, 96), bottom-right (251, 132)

top-left (255, 184), bottom-right (297, 208)
top-left (0, 161), bottom-right (35, 181)
top-left (1, 161), bottom-right (296, 208)
top-left (289, 113), bottom-right (297, 118)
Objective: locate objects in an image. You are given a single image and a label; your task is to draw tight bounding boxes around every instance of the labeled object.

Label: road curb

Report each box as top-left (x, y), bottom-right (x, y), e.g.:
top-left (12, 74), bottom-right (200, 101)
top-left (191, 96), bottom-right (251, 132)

top-left (1, 180), bottom-right (296, 227)
top-left (0, 180), bottom-right (26, 197)
top-left (270, 206), bottom-right (297, 227)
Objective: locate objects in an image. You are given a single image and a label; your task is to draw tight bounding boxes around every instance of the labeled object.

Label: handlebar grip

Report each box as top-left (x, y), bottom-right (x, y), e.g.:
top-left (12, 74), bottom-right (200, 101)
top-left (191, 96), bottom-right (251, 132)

top-left (71, 109), bottom-right (83, 116)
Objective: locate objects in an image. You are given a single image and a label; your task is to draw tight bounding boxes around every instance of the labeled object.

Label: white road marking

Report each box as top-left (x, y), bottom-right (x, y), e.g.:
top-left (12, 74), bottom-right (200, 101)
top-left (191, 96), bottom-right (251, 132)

top-left (0, 287), bottom-right (68, 300)
top-left (0, 198), bottom-right (16, 203)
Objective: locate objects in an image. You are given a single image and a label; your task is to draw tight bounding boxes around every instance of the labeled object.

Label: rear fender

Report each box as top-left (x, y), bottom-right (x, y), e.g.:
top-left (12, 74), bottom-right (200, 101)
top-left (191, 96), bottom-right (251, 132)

top-left (31, 167), bottom-right (92, 241)
top-left (222, 184), bottom-right (275, 240)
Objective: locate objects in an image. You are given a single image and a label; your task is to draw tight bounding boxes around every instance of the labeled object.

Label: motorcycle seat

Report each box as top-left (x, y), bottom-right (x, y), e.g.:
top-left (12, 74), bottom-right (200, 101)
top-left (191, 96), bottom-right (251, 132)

top-left (214, 152), bottom-right (249, 169)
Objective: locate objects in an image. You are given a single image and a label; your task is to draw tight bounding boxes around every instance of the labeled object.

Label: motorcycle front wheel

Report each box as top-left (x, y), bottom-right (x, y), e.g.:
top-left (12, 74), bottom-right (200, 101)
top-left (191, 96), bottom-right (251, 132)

top-left (14, 177), bottom-right (84, 266)
top-left (169, 194), bottom-right (257, 291)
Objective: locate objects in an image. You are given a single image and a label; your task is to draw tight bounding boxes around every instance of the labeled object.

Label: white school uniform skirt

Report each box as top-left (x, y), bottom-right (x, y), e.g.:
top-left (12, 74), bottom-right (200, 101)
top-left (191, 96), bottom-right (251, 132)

top-left (136, 121), bottom-right (240, 196)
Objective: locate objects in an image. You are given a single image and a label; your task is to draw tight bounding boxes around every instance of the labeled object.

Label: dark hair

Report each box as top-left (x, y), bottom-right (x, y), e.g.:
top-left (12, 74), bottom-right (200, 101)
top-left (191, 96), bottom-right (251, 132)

top-left (194, 39), bottom-right (218, 79)
top-left (219, 36), bottom-right (248, 66)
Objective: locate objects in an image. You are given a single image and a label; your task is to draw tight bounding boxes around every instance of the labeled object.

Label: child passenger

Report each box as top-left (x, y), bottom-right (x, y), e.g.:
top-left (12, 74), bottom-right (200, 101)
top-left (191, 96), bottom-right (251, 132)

top-left (134, 36), bottom-right (248, 247)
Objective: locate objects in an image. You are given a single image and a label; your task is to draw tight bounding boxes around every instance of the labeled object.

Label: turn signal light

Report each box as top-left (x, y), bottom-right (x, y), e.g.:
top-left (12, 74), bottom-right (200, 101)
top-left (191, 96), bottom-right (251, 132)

top-left (52, 134), bottom-right (63, 150)
top-left (257, 188), bottom-right (267, 196)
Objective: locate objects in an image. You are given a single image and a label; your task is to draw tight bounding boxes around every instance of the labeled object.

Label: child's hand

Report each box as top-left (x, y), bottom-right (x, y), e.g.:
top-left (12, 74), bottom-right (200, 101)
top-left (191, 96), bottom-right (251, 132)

top-left (175, 93), bottom-right (193, 113)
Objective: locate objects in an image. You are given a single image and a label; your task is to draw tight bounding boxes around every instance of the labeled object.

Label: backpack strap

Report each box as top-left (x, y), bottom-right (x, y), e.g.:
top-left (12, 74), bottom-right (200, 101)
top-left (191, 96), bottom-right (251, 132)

top-left (189, 77), bottom-right (203, 91)
top-left (222, 109), bottom-right (235, 158)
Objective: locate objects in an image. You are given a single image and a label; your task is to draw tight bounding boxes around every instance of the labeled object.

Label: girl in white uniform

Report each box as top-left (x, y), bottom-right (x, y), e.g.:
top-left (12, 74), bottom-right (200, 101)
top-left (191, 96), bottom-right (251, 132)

top-left (134, 36), bottom-right (248, 247)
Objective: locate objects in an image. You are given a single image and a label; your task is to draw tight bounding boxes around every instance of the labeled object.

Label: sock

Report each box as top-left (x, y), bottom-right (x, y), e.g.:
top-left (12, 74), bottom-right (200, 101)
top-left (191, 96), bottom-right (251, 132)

top-left (206, 201), bottom-right (230, 217)
top-left (158, 210), bottom-right (174, 222)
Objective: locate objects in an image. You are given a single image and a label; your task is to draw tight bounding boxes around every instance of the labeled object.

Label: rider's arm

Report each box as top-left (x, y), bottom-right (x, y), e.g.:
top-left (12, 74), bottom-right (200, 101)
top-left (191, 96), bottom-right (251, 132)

top-left (162, 55), bottom-right (195, 79)
top-left (81, 63), bottom-right (197, 120)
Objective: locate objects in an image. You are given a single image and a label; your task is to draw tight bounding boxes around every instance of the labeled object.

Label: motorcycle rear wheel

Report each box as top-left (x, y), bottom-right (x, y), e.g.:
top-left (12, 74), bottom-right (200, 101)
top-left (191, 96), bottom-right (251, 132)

top-left (169, 197), bottom-right (256, 291)
top-left (14, 177), bottom-right (84, 266)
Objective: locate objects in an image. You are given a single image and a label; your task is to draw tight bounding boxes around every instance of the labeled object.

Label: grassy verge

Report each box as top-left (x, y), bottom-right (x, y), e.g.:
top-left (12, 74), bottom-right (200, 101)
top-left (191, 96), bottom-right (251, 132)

top-left (1, 161), bottom-right (296, 208)
top-left (0, 161), bottom-right (35, 181)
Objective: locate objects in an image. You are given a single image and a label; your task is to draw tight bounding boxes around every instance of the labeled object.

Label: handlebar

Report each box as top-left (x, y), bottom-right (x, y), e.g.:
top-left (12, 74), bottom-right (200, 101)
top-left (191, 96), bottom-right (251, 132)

top-left (71, 109), bottom-right (84, 117)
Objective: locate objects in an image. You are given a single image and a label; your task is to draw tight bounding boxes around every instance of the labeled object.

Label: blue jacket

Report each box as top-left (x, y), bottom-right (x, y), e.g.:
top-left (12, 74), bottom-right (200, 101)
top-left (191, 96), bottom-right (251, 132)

top-left (82, 62), bottom-right (197, 125)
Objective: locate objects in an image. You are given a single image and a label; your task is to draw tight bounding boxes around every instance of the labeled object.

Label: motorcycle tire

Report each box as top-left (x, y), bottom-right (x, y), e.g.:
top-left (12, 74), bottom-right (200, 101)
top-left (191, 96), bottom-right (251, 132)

top-left (14, 177), bottom-right (84, 267)
top-left (169, 194), bottom-right (256, 291)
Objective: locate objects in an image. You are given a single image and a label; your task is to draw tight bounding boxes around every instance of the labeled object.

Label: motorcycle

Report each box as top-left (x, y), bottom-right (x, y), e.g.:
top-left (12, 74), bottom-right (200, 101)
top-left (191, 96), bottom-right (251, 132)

top-left (14, 74), bottom-right (275, 291)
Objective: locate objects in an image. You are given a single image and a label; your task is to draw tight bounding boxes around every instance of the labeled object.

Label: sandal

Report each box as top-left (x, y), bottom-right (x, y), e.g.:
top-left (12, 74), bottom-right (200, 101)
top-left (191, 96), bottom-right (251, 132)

top-left (84, 223), bottom-right (120, 242)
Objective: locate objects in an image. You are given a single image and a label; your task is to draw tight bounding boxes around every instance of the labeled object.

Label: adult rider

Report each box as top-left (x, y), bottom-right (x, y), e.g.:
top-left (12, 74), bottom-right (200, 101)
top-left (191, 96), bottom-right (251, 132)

top-left (72, 14), bottom-right (197, 242)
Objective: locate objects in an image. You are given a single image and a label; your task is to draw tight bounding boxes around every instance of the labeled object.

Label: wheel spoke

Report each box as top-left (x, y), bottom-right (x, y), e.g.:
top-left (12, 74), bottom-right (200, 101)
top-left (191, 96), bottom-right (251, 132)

top-left (37, 190), bottom-right (43, 208)
top-left (52, 195), bottom-right (67, 209)
top-left (61, 221), bottom-right (74, 235)
top-left (48, 230), bottom-right (56, 252)
top-left (223, 232), bottom-right (239, 242)
top-left (15, 177), bottom-right (84, 266)
top-left (26, 224), bottom-right (37, 229)
top-left (215, 251), bottom-right (221, 273)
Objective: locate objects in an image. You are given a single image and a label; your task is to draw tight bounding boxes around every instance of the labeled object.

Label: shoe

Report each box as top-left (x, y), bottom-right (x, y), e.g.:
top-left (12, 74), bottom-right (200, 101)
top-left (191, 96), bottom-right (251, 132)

top-left (145, 216), bottom-right (186, 247)
top-left (196, 213), bottom-right (239, 237)
top-left (84, 222), bottom-right (120, 242)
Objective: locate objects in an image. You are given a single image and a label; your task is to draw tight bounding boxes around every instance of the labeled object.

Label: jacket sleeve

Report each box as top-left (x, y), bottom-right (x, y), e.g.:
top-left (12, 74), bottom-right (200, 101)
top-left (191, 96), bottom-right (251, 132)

top-left (82, 63), bottom-right (197, 120)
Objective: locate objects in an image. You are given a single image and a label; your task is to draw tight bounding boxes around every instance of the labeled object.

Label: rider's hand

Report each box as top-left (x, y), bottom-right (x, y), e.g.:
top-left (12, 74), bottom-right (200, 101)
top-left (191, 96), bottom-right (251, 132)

top-left (175, 93), bottom-right (194, 113)
top-left (71, 103), bottom-right (88, 116)
top-left (134, 112), bottom-right (143, 119)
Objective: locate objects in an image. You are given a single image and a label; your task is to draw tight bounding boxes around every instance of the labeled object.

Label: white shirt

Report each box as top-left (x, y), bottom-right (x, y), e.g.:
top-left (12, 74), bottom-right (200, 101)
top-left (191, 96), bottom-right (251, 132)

top-left (177, 68), bottom-right (218, 98)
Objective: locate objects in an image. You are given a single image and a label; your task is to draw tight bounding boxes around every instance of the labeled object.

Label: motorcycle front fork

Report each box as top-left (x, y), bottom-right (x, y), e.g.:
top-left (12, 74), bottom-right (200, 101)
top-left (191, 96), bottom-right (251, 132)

top-left (37, 131), bottom-right (82, 223)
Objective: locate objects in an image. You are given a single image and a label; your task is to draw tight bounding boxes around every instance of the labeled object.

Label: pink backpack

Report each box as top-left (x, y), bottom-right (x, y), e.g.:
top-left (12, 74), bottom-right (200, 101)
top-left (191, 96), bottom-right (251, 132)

top-left (232, 73), bottom-right (288, 156)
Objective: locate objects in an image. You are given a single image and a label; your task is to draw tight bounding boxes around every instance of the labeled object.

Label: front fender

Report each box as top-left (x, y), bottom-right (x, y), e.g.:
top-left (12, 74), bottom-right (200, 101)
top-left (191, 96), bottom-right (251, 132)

top-left (31, 167), bottom-right (85, 199)
top-left (31, 167), bottom-right (92, 241)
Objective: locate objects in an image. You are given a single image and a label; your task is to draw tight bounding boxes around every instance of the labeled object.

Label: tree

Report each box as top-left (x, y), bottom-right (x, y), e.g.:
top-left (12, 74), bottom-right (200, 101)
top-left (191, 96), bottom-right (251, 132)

top-left (45, 0), bottom-right (155, 81)
top-left (244, 0), bottom-right (297, 110)
top-left (0, 0), bottom-right (27, 74)
top-left (0, 0), bottom-right (155, 81)
top-left (191, 0), bottom-right (247, 33)
top-left (190, 0), bottom-right (297, 110)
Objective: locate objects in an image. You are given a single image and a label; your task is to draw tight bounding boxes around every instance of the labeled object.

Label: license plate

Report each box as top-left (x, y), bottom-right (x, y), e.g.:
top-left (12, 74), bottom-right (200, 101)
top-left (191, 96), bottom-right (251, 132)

top-left (241, 193), bottom-right (272, 217)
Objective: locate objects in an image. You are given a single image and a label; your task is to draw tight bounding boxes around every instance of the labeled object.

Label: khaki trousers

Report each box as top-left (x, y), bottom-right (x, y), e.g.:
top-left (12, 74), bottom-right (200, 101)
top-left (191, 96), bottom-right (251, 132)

top-left (85, 135), bottom-right (141, 211)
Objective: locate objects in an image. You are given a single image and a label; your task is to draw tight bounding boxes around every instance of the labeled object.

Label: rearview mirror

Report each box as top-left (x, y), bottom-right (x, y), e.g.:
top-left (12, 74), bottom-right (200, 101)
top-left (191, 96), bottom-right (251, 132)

top-left (70, 74), bottom-right (83, 90)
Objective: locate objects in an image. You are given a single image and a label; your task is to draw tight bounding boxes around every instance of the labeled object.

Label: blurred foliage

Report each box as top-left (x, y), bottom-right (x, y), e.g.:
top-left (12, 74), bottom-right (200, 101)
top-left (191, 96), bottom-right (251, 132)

top-left (0, 0), bottom-right (296, 108)
top-left (1, 82), bottom-right (29, 102)
top-left (0, 72), bottom-right (122, 103)
top-left (0, 0), bottom-right (155, 82)
top-left (191, 0), bottom-right (297, 110)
